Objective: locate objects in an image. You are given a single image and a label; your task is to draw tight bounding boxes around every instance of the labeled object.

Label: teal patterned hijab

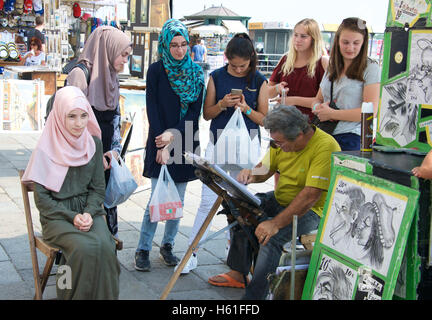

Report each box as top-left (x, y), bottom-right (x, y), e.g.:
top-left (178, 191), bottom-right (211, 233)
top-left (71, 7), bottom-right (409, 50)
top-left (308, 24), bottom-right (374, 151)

top-left (158, 19), bottom-right (204, 119)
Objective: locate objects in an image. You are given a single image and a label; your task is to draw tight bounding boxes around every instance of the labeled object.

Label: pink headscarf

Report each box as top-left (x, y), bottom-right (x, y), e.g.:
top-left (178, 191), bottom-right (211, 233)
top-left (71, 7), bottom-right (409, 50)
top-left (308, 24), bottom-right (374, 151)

top-left (22, 86), bottom-right (102, 192)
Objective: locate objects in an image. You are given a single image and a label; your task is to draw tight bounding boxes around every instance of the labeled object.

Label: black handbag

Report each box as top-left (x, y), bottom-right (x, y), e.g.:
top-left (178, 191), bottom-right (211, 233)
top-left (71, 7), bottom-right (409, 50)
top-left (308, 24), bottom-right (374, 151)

top-left (311, 81), bottom-right (339, 134)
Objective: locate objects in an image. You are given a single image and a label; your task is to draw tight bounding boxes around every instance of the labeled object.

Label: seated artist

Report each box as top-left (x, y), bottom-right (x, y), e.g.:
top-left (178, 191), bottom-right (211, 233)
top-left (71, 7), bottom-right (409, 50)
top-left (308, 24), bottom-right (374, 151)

top-left (208, 105), bottom-right (341, 299)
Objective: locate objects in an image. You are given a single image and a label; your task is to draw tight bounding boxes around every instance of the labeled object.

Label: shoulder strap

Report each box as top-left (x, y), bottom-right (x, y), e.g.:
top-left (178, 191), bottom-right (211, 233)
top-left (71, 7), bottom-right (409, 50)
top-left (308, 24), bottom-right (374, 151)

top-left (330, 80), bottom-right (334, 102)
top-left (64, 63), bottom-right (91, 87)
top-left (73, 63), bottom-right (91, 85)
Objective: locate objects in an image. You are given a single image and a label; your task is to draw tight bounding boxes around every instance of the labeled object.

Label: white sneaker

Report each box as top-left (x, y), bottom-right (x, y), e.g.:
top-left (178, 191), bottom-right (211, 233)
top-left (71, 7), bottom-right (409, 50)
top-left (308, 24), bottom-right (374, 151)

top-left (175, 253), bottom-right (198, 274)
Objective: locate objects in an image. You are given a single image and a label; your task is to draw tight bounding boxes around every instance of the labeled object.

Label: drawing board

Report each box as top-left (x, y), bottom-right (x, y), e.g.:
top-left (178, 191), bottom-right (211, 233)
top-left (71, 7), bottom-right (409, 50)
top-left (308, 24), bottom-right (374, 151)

top-left (184, 152), bottom-right (261, 208)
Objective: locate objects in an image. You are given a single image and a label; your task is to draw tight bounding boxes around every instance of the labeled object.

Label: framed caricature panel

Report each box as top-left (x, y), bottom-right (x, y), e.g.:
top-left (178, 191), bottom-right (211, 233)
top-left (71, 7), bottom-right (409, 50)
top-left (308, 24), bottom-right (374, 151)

top-left (302, 166), bottom-right (419, 300)
top-left (386, 0), bottom-right (431, 28)
top-left (376, 28), bottom-right (432, 152)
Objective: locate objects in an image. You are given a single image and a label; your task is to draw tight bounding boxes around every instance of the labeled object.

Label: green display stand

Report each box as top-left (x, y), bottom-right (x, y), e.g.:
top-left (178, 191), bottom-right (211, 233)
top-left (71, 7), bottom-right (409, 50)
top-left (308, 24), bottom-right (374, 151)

top-left (377, 1), bottom-right (432, 152)
top-left (302, 151), bottom-right (432, 300)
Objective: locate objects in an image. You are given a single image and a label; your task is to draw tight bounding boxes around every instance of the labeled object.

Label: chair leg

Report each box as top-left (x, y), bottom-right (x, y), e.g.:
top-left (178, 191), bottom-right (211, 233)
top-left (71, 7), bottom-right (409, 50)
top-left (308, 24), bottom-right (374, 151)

top-left (39, 253), bottom-right (56, 296)
top-left (32, 264), bottom-right (43, 300)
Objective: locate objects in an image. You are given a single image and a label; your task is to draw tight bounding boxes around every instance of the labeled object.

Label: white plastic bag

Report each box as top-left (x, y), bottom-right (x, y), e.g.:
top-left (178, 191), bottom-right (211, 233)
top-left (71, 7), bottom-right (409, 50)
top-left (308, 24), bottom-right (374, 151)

top-left (211, 108), bottom-right (261, 170)
top-left (149, 165), bottom-right (183, 222)
top-left (104, 152), bottom-right (138, 208)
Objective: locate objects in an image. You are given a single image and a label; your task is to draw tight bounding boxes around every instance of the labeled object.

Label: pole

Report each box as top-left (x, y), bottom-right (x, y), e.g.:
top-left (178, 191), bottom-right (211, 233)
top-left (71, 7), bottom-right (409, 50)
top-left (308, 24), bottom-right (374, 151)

top-left (160, 195), bottom-right (224, 300)
top-left (290, 215), bottom-right (298, 300)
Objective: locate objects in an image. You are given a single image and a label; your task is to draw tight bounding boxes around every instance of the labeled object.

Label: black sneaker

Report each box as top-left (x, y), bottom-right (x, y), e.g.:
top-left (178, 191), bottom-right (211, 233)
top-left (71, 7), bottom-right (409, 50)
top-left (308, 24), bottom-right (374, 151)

top-left (160, 243), bottom-right (179, 266)
top-left (135, 250), bottom-right (150, 271)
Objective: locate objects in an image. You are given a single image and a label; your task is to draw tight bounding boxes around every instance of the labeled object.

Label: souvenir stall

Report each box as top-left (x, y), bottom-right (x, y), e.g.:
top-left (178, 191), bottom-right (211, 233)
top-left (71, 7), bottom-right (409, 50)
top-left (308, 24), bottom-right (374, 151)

top-left (188, 26), bottom-right (229, 79)
top-left (127, 0), bottom-right (171, 79)
top-left (302, 0), bottom-right (432, 300)
top-left (120, 0), bottom-right (174, 191)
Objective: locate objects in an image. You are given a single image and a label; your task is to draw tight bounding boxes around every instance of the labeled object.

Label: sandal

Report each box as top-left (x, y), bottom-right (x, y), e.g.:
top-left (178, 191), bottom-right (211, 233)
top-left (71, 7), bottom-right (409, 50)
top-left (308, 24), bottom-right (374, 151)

top-left (208, 273), bottom-right (248, 288)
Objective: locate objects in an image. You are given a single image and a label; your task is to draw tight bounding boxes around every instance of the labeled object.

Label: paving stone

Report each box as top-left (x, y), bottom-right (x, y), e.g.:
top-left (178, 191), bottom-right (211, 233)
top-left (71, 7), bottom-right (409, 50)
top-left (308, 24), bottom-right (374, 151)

top-left (0, 261), bottom-right (23, 284)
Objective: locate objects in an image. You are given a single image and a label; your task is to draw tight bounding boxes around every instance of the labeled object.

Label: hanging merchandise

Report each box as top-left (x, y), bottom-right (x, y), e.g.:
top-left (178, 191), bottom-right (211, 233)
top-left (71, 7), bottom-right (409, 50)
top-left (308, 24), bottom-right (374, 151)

top-left (15, 0), bottom-right (24, 14)
top-left (4, 0), bottom-right (16, 13)
top-left (33, 0), bottom-right (43, 14)
top-left (0, 18), bottom-right (8, 28)
top-left (0, 44), bottom-right (9, 59)
top-left (23, 0), bottom-right (32, 14)
top-left (0, 0), bottom-right (5, 11)
top-left (91, 17), bottom-right (97, 32)
top-left (73, 2), bottom-right (81, 18)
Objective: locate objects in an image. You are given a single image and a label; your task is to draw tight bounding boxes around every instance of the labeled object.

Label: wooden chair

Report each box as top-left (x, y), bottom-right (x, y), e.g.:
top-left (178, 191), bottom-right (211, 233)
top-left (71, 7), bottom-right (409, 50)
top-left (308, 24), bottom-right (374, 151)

top-left (19, 170), bottom-right (122, 299)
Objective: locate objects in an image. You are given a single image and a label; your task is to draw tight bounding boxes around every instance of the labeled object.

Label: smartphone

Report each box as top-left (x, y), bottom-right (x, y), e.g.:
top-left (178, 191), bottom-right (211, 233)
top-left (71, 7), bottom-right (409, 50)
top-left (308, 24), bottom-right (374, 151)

top-left (231, 88), bottom-right (242, 97)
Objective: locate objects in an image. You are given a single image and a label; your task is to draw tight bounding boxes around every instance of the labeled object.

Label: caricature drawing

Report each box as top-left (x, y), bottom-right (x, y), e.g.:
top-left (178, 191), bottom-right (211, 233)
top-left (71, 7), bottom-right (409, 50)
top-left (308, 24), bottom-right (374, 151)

top-left (322, 178), bottom-right (406, 275)
top-left (407, 33), bottom-right (432, 105)
top-left (378, 78), bottom-right (418, 146)
top-left (313, 256), bottom-right (356, 300)
top-left (329, 187), bottom-right (365, 246)
top-left (351, 193), bottom-right (397, 269)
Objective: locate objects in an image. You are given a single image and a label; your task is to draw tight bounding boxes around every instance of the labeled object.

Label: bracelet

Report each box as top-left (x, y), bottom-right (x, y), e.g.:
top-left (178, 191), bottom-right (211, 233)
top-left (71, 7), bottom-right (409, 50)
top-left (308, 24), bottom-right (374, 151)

top-left (312, 102), bottom-right (320, 112)
top-left (245, 107), bottom-right (252, 115)
top-left (218, 100), bottom-right (227, 111)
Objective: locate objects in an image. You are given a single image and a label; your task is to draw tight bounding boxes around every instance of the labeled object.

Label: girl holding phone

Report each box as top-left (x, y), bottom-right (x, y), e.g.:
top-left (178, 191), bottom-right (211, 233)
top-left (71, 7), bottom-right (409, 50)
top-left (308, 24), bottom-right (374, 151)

top-left (177, 33), bottom-right (269, 280)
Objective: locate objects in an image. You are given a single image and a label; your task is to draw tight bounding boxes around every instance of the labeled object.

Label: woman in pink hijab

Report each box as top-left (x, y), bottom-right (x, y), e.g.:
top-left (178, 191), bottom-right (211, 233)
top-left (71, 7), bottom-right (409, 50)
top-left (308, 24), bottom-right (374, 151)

top-left (22, 86), bottom-right (120, 300)
top-left (67, 26), bottom-right (132, 237)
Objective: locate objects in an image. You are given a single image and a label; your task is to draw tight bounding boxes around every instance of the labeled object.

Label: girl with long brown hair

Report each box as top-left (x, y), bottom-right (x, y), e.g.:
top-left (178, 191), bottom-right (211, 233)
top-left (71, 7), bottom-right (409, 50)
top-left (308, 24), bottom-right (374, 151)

top-left (311, 17), bottom-right (381, 151)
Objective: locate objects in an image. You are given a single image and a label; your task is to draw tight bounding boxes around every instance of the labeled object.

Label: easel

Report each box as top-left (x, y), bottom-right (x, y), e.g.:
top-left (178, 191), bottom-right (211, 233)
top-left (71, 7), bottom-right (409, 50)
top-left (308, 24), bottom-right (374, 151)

top-left (160, 163), bottom-right (264, 300)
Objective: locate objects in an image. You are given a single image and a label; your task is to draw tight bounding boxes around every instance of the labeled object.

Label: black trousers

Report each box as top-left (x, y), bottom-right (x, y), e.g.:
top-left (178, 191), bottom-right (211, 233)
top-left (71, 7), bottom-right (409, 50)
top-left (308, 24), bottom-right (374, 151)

top-left (92, 107), bottom-right (119, 236)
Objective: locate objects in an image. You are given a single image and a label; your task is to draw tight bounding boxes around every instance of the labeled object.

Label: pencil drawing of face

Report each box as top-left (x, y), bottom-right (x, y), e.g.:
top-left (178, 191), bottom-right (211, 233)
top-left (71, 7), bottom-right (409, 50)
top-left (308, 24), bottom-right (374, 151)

top-left (352, 193), bottom-right (396, 268)
top-left (378, 78), bottom-right (418, 147)
top-left (322, 177), bottom-right (406, 276)
top-left (408, 38), bottom-right (432, 102)
top-left (407, 33), bottom-right (432, 106)
top-left (379, 78), bottom-right (418, 146)
top-left (330, 187), bottom-right (365, 245)
top-left (313, 265), bottom-right (353, 300)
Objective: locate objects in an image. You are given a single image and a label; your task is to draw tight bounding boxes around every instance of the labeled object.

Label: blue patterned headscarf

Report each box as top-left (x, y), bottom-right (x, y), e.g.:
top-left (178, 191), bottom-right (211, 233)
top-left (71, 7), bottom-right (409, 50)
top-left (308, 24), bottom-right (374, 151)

top-left (158, 19), bottom-right (204, 119)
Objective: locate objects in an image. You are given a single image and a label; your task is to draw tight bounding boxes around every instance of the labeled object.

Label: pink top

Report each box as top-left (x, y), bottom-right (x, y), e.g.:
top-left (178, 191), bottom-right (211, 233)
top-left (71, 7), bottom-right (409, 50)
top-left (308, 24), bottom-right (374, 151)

top-left (22, 86), bottom-right (101, 192)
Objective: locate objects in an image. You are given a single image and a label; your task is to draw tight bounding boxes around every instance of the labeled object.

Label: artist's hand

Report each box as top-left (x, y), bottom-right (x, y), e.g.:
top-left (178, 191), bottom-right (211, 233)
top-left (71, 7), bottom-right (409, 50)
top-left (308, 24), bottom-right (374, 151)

top-left (156, 148), bottom-right (170, 165)
top-left (313, 101), bottom-right (334, 122)
top-left (155, 131), bottom-right (174, 149)
top-left (237, 169), bottom-right (254, 185)
top-left (255, 220), bottom-right (279, 246)
top-left (73, 213), bottom-right (93, 232)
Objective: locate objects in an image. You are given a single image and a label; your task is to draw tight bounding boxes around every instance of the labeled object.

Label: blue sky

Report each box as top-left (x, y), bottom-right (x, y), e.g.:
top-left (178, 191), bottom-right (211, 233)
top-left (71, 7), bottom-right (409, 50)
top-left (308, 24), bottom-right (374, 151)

top-left (172, 0), bottom-right (390, 32)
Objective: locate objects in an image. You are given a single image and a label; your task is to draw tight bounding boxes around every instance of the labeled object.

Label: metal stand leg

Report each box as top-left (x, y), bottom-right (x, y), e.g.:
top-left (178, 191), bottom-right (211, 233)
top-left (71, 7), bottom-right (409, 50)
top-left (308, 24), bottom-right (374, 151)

top-left (290, 215), bottom-right (298, 300)
top-left (160, 195), bottom-right (224, 300)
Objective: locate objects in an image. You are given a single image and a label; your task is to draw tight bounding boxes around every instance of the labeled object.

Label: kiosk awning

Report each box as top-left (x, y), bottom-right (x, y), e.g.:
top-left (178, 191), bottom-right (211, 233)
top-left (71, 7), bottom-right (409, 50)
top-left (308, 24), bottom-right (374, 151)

top-left (221, 20), bottom-right (248, 34)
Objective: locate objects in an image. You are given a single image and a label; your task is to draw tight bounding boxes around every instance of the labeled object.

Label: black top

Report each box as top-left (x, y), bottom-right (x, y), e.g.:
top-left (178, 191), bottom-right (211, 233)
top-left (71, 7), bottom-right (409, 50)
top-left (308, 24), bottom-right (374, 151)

top-left (143, 60), bottom-right (204, 183)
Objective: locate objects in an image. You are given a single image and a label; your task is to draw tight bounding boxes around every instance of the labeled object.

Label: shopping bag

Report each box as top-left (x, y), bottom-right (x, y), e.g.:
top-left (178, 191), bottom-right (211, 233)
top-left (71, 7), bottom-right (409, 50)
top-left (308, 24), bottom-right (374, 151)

top-left (149, 165), bottom-right (183, 222)
top-left (211, 108), bottom-right (261, 171)
top-left (104, 151), bottom-right (138, 208)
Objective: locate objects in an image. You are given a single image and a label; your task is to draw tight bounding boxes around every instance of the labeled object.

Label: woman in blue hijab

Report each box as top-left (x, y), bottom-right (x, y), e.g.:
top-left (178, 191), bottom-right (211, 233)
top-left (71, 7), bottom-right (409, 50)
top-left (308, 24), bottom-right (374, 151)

top-left (135, 19), bottom-right (205, 271)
